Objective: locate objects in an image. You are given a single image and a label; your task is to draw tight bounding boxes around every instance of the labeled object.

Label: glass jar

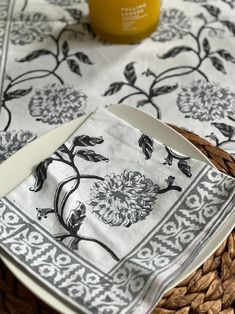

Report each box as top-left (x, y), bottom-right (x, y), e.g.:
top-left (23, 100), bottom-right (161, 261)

top-left (88, 0), bottom-right (161, 44)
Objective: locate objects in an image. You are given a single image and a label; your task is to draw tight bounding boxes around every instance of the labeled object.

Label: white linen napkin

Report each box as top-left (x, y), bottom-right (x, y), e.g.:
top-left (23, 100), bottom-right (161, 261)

top-left (1, 107), bottom-right (235, 314)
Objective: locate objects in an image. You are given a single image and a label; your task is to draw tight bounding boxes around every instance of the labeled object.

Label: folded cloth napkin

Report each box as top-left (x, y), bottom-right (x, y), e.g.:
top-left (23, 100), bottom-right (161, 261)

top-left (1, 107), bottom-right (235, 314)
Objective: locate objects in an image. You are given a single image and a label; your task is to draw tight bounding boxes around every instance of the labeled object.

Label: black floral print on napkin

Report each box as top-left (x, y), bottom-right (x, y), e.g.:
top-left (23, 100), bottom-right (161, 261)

top-left (30, 132), bottom-right (182, 261)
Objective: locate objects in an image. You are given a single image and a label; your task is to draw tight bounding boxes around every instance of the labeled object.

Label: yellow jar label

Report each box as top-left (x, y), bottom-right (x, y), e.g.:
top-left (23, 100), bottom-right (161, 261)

top-left (121, 3), bottom-right (148, 32)
top-left (88, 0), bottom-right (160, 43)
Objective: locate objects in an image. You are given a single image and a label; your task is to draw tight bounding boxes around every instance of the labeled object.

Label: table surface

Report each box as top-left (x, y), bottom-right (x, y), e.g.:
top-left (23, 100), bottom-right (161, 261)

top-left (0, 0), bottom-right (235, 164)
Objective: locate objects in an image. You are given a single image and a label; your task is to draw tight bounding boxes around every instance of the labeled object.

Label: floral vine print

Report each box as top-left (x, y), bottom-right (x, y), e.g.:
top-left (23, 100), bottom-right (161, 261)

top-left (137, 135), bottom-right (192, 176)
top-left (183, 0), bottom-right (235, 9)
top-left (31, 134), bottom-right (182, 261)
top-left (151, 8), bottom-right (192, 42)
top-left (177, 80), bottom-right (235, 121)
top-left (206, 119), bottom-right (235, 149)
top-left (138, 134), bottom-right (154, 160)
top-left (11, 12), bottom-right (52, 46)
top-left (103, 61), bottom-right (178, 119)
top-left (0, 130), bottom-right (37, 162)
top-left (163, 146), bottom-right (192, 177)
top-left (29, 84), bottom-right (87, 125)
top-left (2, 9), bottom-right (93, 132)
top-left (103, 4), bottom-right (235, 146)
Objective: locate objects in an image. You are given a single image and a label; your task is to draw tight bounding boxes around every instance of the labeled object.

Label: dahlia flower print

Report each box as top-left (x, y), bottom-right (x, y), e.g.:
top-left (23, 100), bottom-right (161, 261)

top-left (11, 12), bottom-right (52, 46)
top-left (0, 130), bottom-right (37, 162)
top-left (46, 0), bottom-right (83, 6)
top-left (177, 80), bottom-right (235, 121)
top-left (29, 84), bottom-right (87, 125)
top-left (89, 171), bottom-right (160, 228)
top-left (151, 9), bottom-right (191, 42)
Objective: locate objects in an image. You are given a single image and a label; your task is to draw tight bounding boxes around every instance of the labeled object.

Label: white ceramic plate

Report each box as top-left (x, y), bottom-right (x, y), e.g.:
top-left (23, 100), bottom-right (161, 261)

top-left (1, 105), bottom-right (233, 314)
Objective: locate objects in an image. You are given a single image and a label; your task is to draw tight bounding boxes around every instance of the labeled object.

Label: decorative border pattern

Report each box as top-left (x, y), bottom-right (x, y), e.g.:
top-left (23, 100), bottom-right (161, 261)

top-left (1, 166), bottom-right (235, 313)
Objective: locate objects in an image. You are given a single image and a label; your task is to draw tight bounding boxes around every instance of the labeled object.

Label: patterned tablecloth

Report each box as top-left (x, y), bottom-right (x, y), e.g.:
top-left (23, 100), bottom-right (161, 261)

top-left (0, 0), bottom-right (235, 161)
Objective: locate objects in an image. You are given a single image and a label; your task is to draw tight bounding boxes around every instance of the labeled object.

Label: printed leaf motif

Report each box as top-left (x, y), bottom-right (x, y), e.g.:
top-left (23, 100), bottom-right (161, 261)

top-left (58, 144), bottom-right (69, 154)
top-left (178, 160), bottom-right (192, 178)
top-left (202, 5), bottom-right (221, 18)
top-left (16, 49), bottom-right (52, 62)
top-left (163, 154), bottom-right (173, 166)
top-left (75, 52), bottom-right (93, 64)
top-left (203, 38), bottom-right (211, 54)
top-left (5, 87), bottom-right (32, 100)
top-left (159, 46), bottom-right (193, 59)
top-left (36, 208), bottom-right (54, 220)
top-left (138, 134), bottom-right (154, 160)
top-left (82, 23), bottom-right (96, 38)
top-left (124, 62), bottom-right (137, 85)
top-left (67, 59), bottom-right (81, 76)
top-left (196, 13), bottom-right (208, 23)
top-left (166, 176), bottom-right (175, 187)
top-left (5, 74), bottom-right (12, 81)
top-left (206, 132), bottom-right (219, 145)
top-left (142, 68), bottom-right (155, 77)
top-left (228, 116), bottom-right (235, 122)
top-left (66, 8), bottom-right (82, 21)
top-left (212, 122), bottom-right (235, 138)
top-left (137, 99), bottom-right (149, 108)
top-left (30, 158), bottom-right (53, 192)
top-left (151, 84), bottom-right (178, 97)
top-left (70, 238), bottom-right (80, 250)
top-left (164, 146), bottom-right (192, 179)
top-left (209, 56), bottom-right (226, 74)
top-left (62, 40), bottom-right (69, 57)
top-left (76, 150), bottom-right (109, 162)
top-left (66, 203), bottom-right (86, 233)
top-left (103, 82), bottom-right (124, 96)
top-left (73, 135), bottom-right (104, 147)
top-left (217, 49), bottom-right (235, 62)
top-left (221, 20), bottom-right (235, 36)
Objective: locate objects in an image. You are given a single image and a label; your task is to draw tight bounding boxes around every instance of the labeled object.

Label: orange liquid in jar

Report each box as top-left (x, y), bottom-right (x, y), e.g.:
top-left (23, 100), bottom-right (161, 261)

top-left (88, 0), bottom-right (161, 44)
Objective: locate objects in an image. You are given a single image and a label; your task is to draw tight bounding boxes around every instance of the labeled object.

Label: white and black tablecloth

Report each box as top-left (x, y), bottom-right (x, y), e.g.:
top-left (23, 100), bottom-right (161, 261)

top-left (1, 0), bottom-right (235, 163)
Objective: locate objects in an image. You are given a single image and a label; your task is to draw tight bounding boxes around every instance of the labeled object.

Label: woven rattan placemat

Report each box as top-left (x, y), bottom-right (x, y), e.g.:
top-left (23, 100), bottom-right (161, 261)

top-left (0, 125), bottom-right (234, 314)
